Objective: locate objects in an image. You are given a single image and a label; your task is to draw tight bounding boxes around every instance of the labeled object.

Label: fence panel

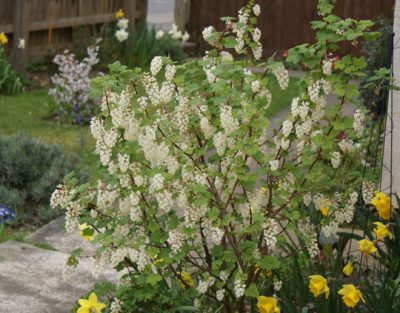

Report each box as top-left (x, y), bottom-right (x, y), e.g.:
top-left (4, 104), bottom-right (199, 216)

top-left (187, 0), bottom-right (395, 57)
top-left (0, 0), bottom-right (145, 69)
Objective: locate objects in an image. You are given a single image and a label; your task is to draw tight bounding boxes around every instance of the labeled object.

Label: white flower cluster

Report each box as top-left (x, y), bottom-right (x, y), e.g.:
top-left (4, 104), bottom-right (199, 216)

top-left (333, 192), bottom-right (358, 224)
top-left (234, 280), bottom-right (246, 298)
top-left (220, 104), bottom-right (239, 135)
top-left (331, 151), bottom-right (341, 168)
top-left (298, 218), bottom-right (319, 257)
top-left (322, 59), bottom-right (333, 76)
top-left (253, 4), bottom-right (261, 16)
top-left (168, 229), bottom-right (185, 253)
top-left (197, 277), bottom-right (215, 294)
top-left (110, 298), bottom-right (123, 313)
top-left (272, 66), bottom-right (289, 90)
top-left (362, 180), bottom-right (375, 204)
top-left (264, 218), bottom-right (279, 250)
top-left (49, 45), bottom-right (99, 121)
top-left (353, 109), bottom-right (365, 137)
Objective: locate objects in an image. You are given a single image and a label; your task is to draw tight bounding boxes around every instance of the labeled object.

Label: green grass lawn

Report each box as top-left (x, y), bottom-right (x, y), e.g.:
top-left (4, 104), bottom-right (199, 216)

top-left (0, 89), bottom-right (96, 172)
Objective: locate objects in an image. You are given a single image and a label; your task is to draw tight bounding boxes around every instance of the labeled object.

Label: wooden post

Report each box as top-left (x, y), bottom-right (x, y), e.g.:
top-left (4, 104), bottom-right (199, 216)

top-left (175, 0), bottom-right (190, 31)
top-left (123, 0), bottom-right (148, 33)
top-left (11, 0), bottom-right (30, 71)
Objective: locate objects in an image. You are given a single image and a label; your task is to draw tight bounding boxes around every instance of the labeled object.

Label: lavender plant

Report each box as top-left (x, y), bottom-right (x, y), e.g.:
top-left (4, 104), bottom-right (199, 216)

top-left (49, 44), bottom-right (100, 124)
top-left (52, 1), bottom-right (382, 312)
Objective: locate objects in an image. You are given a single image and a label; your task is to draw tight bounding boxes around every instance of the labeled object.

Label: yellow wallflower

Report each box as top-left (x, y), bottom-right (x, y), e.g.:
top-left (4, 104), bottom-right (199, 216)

top-left (309, 275), bottom-right (330, 298)
top-left (177, 271), bottom-right (194, 289)
top-left (342, 262), bottom-right (353, 276)
top-left (320, 206), bottom-right (329, 216)
top-left (257, 296), bottom-right (280, 313)
top-left (371, 192), bottom-right (394, 220)
top-left (373, 222), bottom-right (393, 240)
top-left (0, 32), bottom-right (8, 45)
top-left (79, 223), bottom-right (95, 241)
top-left (358, 239), bottom-right (377, 255)
top-left (338, 284), bottom-right (365, 308)
top-left (115, 9), bottom-right (124, 19)
top-left (78, 293), bottom-right (106, 313)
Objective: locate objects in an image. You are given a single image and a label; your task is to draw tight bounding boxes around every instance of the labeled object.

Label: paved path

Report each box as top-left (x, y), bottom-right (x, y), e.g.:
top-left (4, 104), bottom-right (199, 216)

top-left (0, 217), bottom-right (117, 313)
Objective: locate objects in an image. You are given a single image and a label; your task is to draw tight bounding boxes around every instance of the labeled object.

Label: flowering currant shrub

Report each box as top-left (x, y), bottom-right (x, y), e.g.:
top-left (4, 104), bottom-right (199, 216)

top-left (49, 44), bottom-right (100, 124)
top-left (52, 1), bottom-right (382, 312)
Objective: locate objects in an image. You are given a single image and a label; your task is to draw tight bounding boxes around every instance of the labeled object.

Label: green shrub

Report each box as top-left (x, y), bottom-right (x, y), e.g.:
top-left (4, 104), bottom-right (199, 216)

top-left (0, 45), bottom-right (24, 95)
top-left (359, 18), bottom-right (393, 115)
top-left (0, 135), bottom-right (86, 225)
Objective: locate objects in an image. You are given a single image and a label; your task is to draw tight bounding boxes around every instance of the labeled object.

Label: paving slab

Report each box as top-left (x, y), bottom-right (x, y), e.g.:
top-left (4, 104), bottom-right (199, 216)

top-left (0, 241), bottom-right (116, 313)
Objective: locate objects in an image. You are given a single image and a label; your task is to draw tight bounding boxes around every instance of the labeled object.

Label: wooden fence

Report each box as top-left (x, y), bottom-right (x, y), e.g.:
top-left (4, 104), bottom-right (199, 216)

top-left (187, 0), bottom-right (395, 57)
top-left (0, 0), bottom-right (148, 69)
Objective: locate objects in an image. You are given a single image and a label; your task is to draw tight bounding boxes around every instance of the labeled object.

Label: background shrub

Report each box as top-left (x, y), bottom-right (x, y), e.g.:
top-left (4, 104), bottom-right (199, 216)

top-left (0, 135), bottom-right (86, 225)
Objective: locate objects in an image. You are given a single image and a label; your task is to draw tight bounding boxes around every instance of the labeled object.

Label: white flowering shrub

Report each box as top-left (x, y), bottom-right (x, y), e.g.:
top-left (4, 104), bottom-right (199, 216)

top-left (52, 1), bottom-right (381, 312)
top-left (49, 44), bottom-right (100, 124)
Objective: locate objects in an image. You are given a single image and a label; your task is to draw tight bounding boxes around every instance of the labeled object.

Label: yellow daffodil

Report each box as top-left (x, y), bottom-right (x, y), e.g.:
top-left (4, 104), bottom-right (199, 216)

top-left (320, 206), bottom-right (329, 216)
top-left (373, 222), bottom-right (393, 240)
top-left (115, 9), bottom-right (124, 19)
top-left (0, 32), bottom-right (8, 45)
top-left (338, 284), bottom-right (365, 308)
top-left (257, 296), bottom-right (280, 313)
top-left (371, 192), bottom-right (394, 220)
top-left (79, 223), bottom-right (95, 241)
top-left (177, 271), bottom-right (194, 289)
top-left (309, 275), bottom-right (330, 298)
top-left (358, 239), bottom-right (377, 255)
top-left (342, 262), bottom-right (354, 276)
top-left (78, 293), bottom-right (106, 313)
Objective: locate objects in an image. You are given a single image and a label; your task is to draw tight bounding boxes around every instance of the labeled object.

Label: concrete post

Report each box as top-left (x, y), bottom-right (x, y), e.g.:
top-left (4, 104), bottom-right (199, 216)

top-left (381, 0), bottom-right (400, 202)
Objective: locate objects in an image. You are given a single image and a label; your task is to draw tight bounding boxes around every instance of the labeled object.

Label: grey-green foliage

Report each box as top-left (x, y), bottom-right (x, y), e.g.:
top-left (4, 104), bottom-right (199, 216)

top-left (0, 135), bottom-right (84, 224)
top-left (0, 47), bottom-right (24, 95)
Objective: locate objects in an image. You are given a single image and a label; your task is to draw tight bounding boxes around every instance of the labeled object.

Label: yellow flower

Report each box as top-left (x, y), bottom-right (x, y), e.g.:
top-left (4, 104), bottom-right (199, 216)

top-left (257, 296), bottom-right (280, 313)
top-left (0, 32), bottom-right (8, 45)
top-left (79, 223), bottom-right (95, 241)
top-left (338, 284), bottom-right (365, 308)
top-left (342, 262), bottom-right (353, 276)
top-left (373, 222), bottom-right (393, 240)
top-left (358, 239), bottom-right (377, 255)
top-left (115, 9), bottom-right (124, 19)
top-left (371, 192), bottom-right (394, 220)
top-left (177, 271), bottom-right (194, 289)
top-left (320, 206), bottom-right (329, 216)
top-left (78, 293), bottom-right (106, 313)
top-left (309, 275), bottom-right (330, 298)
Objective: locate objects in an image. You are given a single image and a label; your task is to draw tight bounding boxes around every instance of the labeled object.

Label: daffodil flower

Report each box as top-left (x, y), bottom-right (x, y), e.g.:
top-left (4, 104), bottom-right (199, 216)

top-left (78, 293), bottom-right (106, 313)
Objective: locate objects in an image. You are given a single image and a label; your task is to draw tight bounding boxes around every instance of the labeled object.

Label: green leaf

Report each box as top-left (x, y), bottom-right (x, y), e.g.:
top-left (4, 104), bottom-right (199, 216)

top-left (244, 283), bottom-right (259, 297)
top-left (223, 37), bottom-right (238, 49)
top-left (146, 273), bottom-right (162, 286)
top-left (259, 255), bottom-right (280, 270)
